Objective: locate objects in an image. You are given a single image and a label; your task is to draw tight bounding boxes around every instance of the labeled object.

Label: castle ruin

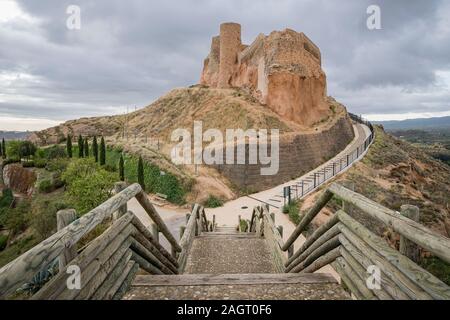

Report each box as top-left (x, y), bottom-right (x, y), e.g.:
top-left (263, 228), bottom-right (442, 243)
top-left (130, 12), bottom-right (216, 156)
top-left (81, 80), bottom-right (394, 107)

top-left (201, 22), bottom-right (329, 126)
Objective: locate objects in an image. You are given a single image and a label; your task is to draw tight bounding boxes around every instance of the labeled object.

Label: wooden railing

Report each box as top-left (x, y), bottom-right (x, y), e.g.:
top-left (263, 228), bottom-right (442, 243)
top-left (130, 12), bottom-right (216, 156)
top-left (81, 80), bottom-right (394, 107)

top-left (282, 183), bottom-right (450, 300)
top-left (248, 205), bottom-right (288, 273)
top-left (177, 204), bottom-right (214, 272)
top-left (0, 183), bottom-right (181, 300)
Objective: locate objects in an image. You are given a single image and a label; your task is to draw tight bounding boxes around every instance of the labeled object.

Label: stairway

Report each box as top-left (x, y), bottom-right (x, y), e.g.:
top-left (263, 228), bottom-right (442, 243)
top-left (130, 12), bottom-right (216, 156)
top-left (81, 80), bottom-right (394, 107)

top-left (123, 226), bottom-right (350, 300)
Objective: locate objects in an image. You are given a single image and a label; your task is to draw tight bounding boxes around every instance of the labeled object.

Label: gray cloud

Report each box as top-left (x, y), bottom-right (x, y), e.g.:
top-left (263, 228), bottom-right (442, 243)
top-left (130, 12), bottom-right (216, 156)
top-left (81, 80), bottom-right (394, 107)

top-left (0, 0), bottom-right (449, 129)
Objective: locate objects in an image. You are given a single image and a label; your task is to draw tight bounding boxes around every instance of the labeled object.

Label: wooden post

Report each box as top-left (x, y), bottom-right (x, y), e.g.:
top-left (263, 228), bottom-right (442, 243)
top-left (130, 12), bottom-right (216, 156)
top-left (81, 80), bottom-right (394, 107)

top-left (179, 226), bottom-right (186, 240)
top-left (342, 182), bottom-right (355, 212)
top-left (400, 205), bottom-right (420, 262)
top-left (150, 223), bottom-right (159, 243)
top-left (288, 245), bottom-right (294, 259)
top-left (113, 182), bottom-right (128, 220)
top-left (270, 212), bottom-right (275, 223)
top-left (212, 215), bottom-right (216, 232)
top-left (57, 209), bottom-right (77, 270)
top-left (277, 225), bottom-right (283, 238)
top-left (238, 215), bottom-right (241, 232)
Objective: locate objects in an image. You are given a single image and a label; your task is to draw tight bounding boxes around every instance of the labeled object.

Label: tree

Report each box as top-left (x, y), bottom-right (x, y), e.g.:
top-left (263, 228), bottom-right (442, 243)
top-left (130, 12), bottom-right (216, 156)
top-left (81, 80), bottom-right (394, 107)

top-left (137, 156), bottom-right (145, 190)
top-left (84, 138), bottom-right (89, 157)
top-left (92, 136), bottom-right (98, 162)
top-left (2, 138), bottom-right (6, 159)
top-left (100, 137), bottom-right (106, 165)
top-left (78, 135), bottom-right (84, 158)
top-left (119, 154), bottom-right (125, 181)
top-left (19, 141), bottom-right (37, 160)
top-left (67, 135), bottom-right (73, 158)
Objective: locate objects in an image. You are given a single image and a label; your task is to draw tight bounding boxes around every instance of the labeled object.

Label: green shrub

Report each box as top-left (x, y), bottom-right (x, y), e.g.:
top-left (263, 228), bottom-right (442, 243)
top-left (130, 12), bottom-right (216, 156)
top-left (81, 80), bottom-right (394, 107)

top-left (34, 159), bottom-right (47, 168)
top-left (285, 200), bottom-right (303, 225)
top-left (30, 198), bottom-right (68, 239)
top-left (421, 256), bottom-right (450, 285)
top-left (0, 200), bottom-right (30, 235)
top-left (0, 189), bottom-right (14, 209)
top-left (2, 158), bottom-right (20, 165)
top-left (203, 195), bottom-right (224, 208)
top-left (239, 219), bottom-right (248, 232)
top-left (22, 161), bottom-right (35, 168)
top-left (0, 234), bottom-right (8, 251)
top-left (38, 179), bottom-right (53, 193)
top-left (45, 145), bottom-right (67, 159)
top-left (46, 159), bottom-right (69, 173)
top-left (63, 158), bottom-right (117, 214)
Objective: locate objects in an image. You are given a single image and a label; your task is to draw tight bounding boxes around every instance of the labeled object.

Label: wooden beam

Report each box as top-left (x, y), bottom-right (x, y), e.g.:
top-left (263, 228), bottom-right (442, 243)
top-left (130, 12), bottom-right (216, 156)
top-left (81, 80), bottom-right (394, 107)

top-left (337, 211), bottom-right (450, 299)
top-left (336, 215), bottom-right (437, 299)
top-left (286, 213), bottom-right (339, 268)
top-left (282, 189), bottom-right (333, 251)
top-left (56, 209), bottom-right (77, 270)
top-left (32, 212), bottom-right (135, 300)
top-left (301, 246), bottom-right (341, 274)
top-left (400, 205), bottom-right (420, 262)
top-left (0, 183), bottom-right (141, 298)
top-left (335, 256), bottom-right (376, 300)
top-left (338, 235), bottom-right (406, 300)
top-left (131, 216), bottom-right (178, 267)
top-left (130, 238), bottom-right (175, 275)
top-left (287, 224), bottom-right (340, 273)
top-left (332, 259), bottom-right (364, 300)
top-left (290, 235), bottom-right (340, 273)
top-left (135, 190), bottom-right (181, 252)
top-left (329, 183), bottom-right (450, 264)
top-left (90, 250), bottom-right (132, 300)
top-left (113, 182), bottom-right (128, 220)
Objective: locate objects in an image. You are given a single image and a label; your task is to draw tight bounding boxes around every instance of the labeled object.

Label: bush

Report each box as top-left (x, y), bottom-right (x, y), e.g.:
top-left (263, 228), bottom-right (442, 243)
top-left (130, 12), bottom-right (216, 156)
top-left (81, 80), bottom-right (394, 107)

top-left (38, 179), bottom-right (53, 193)
top-left (22, 161), bottom-right (35, 168)
top-left (285, 200), bottom-right (303, 225)
top-left (0, 200), bottom-right (30, 235)
top-left (34, 159), bottom-right (47, 168)
top-left (45, 159), bottom-right (69, 173)
top-left (45, 145), bottom-right (67, 159)
top-left (203, 195), bottom-right (224, 208)
top-left (0, 234), bottom-right (7, 251)
top-left (0, 189), bottom-right (14, 209)
top-left (63, 158), bottom-right (117, 214)
top-left (2, 158), bottom-right (20, 165)
top-left (30, 198), bottom-right (68, 239)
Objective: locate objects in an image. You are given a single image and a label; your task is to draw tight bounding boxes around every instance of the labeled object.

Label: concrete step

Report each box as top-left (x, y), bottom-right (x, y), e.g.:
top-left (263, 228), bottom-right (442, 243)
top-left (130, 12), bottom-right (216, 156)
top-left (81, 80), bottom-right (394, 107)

top-left (184, 235), bottom-right (277, 274)
top-left (123, 273), bottom-right (350, 300)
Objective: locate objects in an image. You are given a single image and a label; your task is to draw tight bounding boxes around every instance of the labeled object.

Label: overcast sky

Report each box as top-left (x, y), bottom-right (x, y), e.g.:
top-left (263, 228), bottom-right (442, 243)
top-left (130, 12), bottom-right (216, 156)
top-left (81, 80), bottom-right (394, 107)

top-left (0, 0), bottom-right (449, 130)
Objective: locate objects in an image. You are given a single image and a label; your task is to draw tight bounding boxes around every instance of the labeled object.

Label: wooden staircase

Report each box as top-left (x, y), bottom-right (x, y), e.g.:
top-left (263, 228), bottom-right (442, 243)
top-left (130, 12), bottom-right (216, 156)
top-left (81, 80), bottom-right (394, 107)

top-left (1, 182), bottom-right (449, 300)
top-left (124, 227), bottom-right (349, 300)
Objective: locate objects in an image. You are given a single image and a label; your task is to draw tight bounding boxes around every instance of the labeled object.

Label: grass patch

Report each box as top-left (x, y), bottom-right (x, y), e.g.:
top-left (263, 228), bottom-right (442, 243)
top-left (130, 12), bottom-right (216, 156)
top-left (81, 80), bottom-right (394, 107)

top-left (203, 195), bottom-right (224, 208)
top-left (283, 200), bottom-right (303, 225)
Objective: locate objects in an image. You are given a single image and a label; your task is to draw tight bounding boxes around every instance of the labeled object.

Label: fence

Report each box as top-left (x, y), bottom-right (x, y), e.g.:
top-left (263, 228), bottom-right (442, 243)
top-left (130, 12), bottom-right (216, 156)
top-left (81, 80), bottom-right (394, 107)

top-left (285, 113), bottom-right (375, 202)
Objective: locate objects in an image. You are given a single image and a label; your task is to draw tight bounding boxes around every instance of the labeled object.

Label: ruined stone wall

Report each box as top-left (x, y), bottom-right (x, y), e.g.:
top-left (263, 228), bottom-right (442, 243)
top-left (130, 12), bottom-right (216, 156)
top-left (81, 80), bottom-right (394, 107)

top-left (200, 23), bottom-right (330, 127)
top-left (218, 23), bottom-right (241, 88)
top-left (211, 115), bottom-right (354, 192)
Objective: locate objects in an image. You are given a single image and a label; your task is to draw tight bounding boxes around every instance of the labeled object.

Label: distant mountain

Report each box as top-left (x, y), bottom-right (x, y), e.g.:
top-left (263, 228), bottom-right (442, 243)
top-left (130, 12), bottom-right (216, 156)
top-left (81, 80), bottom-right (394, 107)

top-left (373, 116), bottom-right (450, 131)
top-left (0, 131), bottom-right (32, 141)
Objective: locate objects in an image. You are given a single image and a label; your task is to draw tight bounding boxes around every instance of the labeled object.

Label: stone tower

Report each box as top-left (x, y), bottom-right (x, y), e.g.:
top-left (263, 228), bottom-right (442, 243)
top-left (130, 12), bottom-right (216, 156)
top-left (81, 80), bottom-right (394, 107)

top-left (218, 22), bottom-right (241, 88)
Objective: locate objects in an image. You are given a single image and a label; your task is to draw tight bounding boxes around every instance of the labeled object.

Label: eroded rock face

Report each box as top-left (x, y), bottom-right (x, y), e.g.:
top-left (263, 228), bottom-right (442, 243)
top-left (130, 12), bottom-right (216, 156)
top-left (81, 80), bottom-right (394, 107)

top-left (3, 164), bottom-right (36, 195)
top-left (201, 23), bottom-right (329, 126)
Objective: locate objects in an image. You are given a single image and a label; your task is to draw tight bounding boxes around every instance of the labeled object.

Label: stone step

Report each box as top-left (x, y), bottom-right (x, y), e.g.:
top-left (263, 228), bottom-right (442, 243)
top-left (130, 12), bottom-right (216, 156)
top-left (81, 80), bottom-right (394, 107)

top-left (123, 273), bottom-right (350, 300)
top-left (184, 235), bottom-right (277, 274)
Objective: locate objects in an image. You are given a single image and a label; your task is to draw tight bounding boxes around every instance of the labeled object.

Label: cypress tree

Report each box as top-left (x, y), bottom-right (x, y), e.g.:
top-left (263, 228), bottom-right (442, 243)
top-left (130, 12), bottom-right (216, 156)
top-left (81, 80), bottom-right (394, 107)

top-left (93, 136), bottom-right (98, 162)
top-left (100, 137), bottom-right (106, 165)
top-left (137, 156), bottom-right (145, 190)
top-left (2, 138), bottom-right (6, 159)
top-left (67, 135), bottom-right (73, 158)
top-left (78, 135), bottom-right (84, 158)
top-left (84, 138), bottom-right (89, 157)
top-left (119, 154), bottom-right (125, 181)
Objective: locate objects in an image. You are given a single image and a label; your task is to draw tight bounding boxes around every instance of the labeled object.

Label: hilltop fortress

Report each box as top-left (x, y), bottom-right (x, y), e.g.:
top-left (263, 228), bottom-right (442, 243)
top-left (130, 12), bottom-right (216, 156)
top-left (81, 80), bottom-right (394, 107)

top-left (201, 22), bottom-right (329, 126)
